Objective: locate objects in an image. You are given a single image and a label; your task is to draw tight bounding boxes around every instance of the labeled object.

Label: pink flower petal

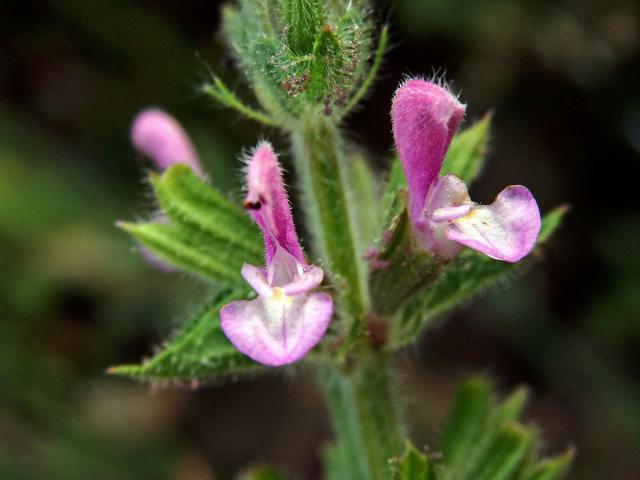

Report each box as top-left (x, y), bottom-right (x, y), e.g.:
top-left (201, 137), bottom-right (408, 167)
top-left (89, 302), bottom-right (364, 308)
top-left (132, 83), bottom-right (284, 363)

top-left (241, 264), bottom-right (272, 298)
top-left (220, 292), bottom-right (333, 366)
top-left (282, 266), bottom-right (324, 296)
top-left (244, 142), bottom-right (305, 264)
top-left (446, 185), bottom-right (541, 262)
top-left (130, 109), bottom-right (204, 176)
top-left (419, 174), bottom-right (472, 258)
top-left (391, 79), bottom-right (466, 224)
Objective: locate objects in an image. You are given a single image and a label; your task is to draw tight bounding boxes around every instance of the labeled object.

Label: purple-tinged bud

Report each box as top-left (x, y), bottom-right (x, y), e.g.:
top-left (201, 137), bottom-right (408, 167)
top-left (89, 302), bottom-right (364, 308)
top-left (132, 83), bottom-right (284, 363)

top-left (243, 142), bottom-right (305, 264)
top-left (130, 108), bottom-right (204, 176)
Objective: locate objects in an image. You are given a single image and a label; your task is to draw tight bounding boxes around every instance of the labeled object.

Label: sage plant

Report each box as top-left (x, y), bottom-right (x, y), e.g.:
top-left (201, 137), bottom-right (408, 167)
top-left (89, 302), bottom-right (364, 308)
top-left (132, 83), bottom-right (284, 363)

top-left (113, 1), bottom-right (572, 478)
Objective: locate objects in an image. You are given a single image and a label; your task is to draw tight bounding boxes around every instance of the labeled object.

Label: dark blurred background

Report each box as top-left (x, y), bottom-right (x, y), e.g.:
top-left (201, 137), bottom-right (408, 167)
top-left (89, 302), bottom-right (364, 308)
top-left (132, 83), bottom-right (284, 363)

top-left (0, 1), bottom-right (639, 479)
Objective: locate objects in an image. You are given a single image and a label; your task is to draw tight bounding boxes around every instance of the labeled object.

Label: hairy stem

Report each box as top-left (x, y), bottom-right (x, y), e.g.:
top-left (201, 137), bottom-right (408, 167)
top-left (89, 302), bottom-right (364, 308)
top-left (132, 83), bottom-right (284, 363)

top-left (290, 115), bottom-right (369, 328)
top-left (319, 354), bottom-right (404, 479)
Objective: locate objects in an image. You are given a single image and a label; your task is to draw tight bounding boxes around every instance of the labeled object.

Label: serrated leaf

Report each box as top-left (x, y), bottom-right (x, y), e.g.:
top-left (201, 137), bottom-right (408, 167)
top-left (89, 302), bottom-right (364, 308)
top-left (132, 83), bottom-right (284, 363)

top-left (523, 451), bottom-right (574, 480)
top-left (109, 290), bottom-right (261, 382)
top-left (391, 206), bottom-right (568, 346)
top-left (119, 222), bottom-right (248, 287)
top-left (440, 378), bottom-right (492, 470)
top-left (441, 114), bottom-right (491, 184)
top-left (392, 441), bottom-right (438, 480)
top-left (151, 165), bottom-right (263, 262)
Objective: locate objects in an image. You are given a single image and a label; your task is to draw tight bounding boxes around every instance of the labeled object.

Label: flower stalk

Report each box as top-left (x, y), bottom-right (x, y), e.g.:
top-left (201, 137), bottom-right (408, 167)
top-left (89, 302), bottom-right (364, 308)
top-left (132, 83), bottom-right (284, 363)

top-left (320, 353), bottom-right (404, 479)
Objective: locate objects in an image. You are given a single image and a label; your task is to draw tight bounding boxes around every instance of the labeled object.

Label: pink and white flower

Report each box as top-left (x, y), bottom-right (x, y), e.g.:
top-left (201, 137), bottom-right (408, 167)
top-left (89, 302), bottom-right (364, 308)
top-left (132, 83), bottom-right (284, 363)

top-left (220, 143), bottom-right (333, 366)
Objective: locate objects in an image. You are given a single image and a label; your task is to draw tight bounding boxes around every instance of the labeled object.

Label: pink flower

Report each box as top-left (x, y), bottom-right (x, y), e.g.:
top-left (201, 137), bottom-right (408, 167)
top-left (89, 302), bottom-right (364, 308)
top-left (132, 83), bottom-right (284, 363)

top-left (130, 108), bottom-right (204, 177)
top-left (392, 79), bottom-right (540, 262)
top-left (220, 143), bottom-right (333, 366)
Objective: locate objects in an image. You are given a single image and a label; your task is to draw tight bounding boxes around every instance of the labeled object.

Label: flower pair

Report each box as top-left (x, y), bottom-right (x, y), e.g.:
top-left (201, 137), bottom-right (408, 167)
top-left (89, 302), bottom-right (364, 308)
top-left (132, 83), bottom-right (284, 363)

top-left (130, 78), bottom-right (541, 367)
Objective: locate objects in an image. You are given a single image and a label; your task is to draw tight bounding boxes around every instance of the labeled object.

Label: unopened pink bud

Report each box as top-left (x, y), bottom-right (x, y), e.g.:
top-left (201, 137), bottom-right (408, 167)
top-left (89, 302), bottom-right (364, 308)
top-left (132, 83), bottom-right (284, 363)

top-left (130, 108), bottom-right (203, 176)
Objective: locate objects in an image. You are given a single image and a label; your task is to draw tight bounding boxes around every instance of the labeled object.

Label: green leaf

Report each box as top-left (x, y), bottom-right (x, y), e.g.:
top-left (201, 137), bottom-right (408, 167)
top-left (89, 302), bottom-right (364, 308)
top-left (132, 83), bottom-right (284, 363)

top-left (392, 441), bottom-right (438, 480)
top-left (118, 222), bottom-right (247, 287)
top-left (537, 204), bottom-right (569, 243)
top-left (467, 423), bottom-right (534, 480)
top-left (494, 387), bottom-right (529, 424)
top-left (524, 451), bottom-right (574, 480)
top-left (121, 164), bottom-right (264, 285)
top-left (441, 114), bottom-right (491, 184)
top-left (151, 165), bottom-right (263, 263)
top-left (440, 378), bottom-right (492, 470)
top-left (391, 205), bottom-right (568, 346)
top-left (109, 290), bottom-right (261, 382)
top-left (431, 379), bottom-right (572, 480)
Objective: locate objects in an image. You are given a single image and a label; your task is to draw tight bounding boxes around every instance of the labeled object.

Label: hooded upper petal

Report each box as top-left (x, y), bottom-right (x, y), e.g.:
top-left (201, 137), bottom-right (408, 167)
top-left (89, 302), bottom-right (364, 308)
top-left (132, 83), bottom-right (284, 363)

top-left (446, 185), bottom-right (541, 262)
top-left (244, 142), bottom-right (305, 264)
top-left (220, 291), bottom-right (333, 366)
top-left (131, 109), bottom-right (203, 176)
top-left (391, 79), bottom-right (466, 224)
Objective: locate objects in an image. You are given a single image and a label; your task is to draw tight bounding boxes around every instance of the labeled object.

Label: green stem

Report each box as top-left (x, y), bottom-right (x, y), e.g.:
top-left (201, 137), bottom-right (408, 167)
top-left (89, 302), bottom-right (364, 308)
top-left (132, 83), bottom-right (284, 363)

top-left (318, 354), bottom-right (404, 480)
top-left (290, 115), bottom-right (369, 326)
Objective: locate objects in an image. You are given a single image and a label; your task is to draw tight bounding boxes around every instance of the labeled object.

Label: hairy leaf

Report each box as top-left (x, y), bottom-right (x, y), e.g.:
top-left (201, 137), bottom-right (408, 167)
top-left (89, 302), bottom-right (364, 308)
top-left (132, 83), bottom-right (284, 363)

top-left (151, 165), bottom-right (263, 261)
top-left (119, 222), bottom-right (249, 287)
top-left (109, 290), bottom-right (261, 382)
